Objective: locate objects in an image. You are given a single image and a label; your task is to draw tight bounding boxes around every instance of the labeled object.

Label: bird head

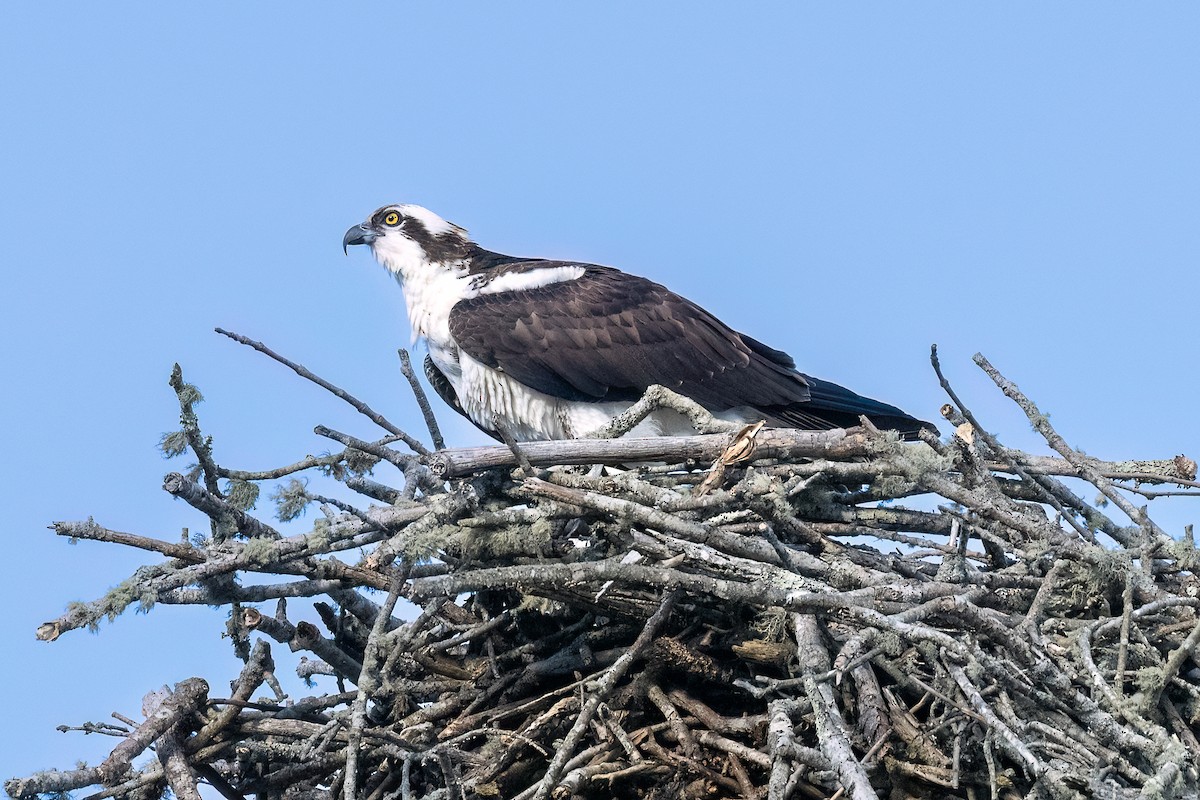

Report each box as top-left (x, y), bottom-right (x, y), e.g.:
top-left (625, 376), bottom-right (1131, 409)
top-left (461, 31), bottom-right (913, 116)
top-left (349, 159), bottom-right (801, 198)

top-left (343, 204), bottom-right (471, 278)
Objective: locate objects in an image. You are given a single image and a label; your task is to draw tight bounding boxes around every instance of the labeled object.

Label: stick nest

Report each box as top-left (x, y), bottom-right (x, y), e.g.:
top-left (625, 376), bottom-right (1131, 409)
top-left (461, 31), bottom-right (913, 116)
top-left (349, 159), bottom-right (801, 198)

top-left (9, 343), bottom-right (1200, 800)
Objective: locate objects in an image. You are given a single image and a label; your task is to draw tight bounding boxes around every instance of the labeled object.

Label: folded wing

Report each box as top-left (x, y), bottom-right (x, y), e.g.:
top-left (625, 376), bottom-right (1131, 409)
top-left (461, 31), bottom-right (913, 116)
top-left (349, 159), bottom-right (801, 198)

top-left (449, 264), bottom-right (812, 410)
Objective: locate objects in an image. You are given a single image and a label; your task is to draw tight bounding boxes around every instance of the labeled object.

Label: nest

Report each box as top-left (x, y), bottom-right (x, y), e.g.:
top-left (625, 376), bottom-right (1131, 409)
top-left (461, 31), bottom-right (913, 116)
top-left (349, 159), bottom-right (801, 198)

top-left (8, 338), bottom-right (1200, 800)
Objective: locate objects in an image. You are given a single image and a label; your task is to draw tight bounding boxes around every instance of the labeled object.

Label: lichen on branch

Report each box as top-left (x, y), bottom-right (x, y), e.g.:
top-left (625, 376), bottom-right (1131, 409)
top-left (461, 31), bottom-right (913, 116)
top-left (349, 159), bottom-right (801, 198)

top-left (11, 336), bottom-right (1200, 800)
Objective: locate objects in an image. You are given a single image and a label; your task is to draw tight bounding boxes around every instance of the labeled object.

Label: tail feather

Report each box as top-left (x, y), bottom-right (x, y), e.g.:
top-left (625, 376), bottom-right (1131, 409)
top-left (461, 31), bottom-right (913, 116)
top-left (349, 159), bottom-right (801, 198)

top-left (761, 375), bottom-right (936, 440)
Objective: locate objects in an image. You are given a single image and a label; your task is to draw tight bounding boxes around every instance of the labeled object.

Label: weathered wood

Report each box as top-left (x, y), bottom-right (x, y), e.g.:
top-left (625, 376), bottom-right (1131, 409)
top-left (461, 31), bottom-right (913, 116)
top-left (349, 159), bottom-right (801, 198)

top-left (13, 342), bottom-right (1200, 800)
top-left (428, 427), bottom-right (869, 477)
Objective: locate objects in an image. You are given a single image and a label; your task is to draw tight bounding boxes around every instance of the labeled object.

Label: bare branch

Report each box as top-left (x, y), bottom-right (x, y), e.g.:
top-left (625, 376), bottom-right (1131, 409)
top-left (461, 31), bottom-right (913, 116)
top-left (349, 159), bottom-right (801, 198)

top-left (216, 327), bottom-right (427, 454)
top-left (398, 348), bottom-right (445, 450)
top-left (16, 349), bottom-right (1200, 800)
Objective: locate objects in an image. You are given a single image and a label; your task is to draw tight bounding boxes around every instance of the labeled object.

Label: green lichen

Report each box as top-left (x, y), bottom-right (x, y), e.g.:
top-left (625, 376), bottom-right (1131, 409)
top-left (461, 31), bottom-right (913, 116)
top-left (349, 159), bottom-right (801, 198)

top-left (101, 577), bottom-right (141, 621)
top-left (513, 594), bottom-right (572, 618)
top-left (397, 523), bottom-right (460, 561)
top-left (240, 536), bottom-right (278, 567)
top-left (174, 379), bottom-right (204, 410)
top-left (873, 474), bottom-right (917, 498)
top-left (742, 470), bottom-right (777, 496)
top-left (1168, 533), bottom-right (1200, 571)
top-left (875, 630), bottom-right (903, 657)
top-left (72, 564), bottom-right (172, 632)
top-left (895, 444), bottom-right (955, 481)
top-left (272, 478), bottom-right (312, 521)
top-left (158, 430), bottom-right (188, 458)
top-left (319, 510), bottom-right (362, 544)
top-left (749, 607), bottom-right (788, 640)
top-left (461, 518), bottom-right (554, 561)
top-left (1027, 412), bottom-right (1051, 432)
top-left (225, 479), bottom-right (260, 511)
top-left (827, 560), bottom-right (865, 592)
top-left (305, 525), bottom-right (332, 553)
top-left (1133, 666), bottom-right (1164, 698)
top-left (324, 448), bottom-right (381, 480)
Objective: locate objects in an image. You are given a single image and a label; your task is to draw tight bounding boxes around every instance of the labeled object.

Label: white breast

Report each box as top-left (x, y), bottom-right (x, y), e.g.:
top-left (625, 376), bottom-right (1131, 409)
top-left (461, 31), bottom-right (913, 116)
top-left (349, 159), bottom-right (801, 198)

top-left (452, 352), bottom-right (746, 440)
top-left (400, 267), bottom-right (466, 347)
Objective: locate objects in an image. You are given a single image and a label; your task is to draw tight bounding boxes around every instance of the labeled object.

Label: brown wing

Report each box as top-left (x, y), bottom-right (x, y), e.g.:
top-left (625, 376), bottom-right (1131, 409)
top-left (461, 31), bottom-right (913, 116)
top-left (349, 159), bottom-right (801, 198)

top-left (447, 264), bottom-right (811, 409)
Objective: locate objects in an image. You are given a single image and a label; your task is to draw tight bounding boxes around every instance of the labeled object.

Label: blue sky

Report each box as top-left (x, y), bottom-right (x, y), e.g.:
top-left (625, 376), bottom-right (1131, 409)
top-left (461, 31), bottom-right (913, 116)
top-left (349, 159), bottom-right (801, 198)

top-left (3, 3), bottom-right (1199, 785)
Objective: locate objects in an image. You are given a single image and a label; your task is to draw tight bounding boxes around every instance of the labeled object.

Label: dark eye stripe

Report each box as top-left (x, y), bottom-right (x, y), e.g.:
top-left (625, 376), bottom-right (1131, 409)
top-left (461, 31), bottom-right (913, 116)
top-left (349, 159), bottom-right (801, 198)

top-left (372, 208), bottom-right (403, 226)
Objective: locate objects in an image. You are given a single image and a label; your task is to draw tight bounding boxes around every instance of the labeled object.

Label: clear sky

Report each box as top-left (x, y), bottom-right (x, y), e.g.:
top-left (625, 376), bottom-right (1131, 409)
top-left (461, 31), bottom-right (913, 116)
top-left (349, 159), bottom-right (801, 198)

top-left (3, 3), bottom-right (1199, 785)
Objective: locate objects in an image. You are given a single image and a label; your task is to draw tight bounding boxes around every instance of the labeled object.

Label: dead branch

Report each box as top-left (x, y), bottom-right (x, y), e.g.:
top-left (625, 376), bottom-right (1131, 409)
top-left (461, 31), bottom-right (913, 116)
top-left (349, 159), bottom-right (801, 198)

top-left (11, 337), bottom-right (1200, 800)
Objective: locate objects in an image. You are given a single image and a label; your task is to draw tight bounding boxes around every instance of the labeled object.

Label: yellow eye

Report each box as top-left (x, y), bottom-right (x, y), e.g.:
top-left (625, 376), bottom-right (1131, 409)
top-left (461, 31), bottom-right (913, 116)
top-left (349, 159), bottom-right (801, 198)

top-left (384, 212), bottom-right (400, 226)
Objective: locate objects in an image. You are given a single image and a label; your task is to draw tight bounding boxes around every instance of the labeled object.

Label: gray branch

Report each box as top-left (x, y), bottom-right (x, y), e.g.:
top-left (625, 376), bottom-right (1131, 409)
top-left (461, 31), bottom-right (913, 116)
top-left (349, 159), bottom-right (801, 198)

top-left (15, 349), bottom-right (1200, 800)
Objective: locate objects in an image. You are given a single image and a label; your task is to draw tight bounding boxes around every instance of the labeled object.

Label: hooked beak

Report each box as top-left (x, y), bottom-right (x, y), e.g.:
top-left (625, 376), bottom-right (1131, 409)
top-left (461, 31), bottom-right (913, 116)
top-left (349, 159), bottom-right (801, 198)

top-left (342, 223), bottom-right (376, 255)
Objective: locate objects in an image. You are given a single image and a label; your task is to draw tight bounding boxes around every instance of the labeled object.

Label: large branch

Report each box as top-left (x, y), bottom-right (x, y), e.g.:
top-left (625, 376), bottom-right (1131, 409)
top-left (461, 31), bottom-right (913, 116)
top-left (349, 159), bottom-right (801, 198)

top-left (427, 427), bottom-right (868, 477)
top-left (427, 427), bottom-right (1195, 485)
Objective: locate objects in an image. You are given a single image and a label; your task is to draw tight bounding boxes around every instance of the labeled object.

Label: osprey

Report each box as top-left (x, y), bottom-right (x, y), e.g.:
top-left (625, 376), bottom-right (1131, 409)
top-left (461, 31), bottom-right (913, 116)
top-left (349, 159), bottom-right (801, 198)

top-left (343, 204), bottom-right (932, 442)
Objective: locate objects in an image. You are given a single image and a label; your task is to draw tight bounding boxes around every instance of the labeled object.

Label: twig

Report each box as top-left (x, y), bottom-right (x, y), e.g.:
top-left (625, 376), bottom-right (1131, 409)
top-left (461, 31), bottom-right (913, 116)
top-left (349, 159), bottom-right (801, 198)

top-left (345, 571), bottom-right (408, 800)
top-left (492, 415), bottom-right (535, 477)
top-left (794, 614), bottom-right (876, 799)
top-left (1142, 617), bottom-right (1200, 715)
top-left (930, 345), bottom-right (1094, 542)
top-left (97, 677), bottom-right (209, 784)
top-left (974, 352), bottom-right (1170, 543)
top-left (163, 472), bottom-right (281, 540)
top-left (216, 327), bottom-right (427, 455)
top-left (192, 639), bottom-right (272, 750)
top-left (804, 674), bottom-right (875, 799)
top-left (51, 519), bottom-right (204, 563)
top-left (168, 363), bottom-right (222, 495)
top-left (531, 590), bottom-right (680, 800)
top-left (948, 664), bottom-right (1043, 780)
top-left (217, 438), bottom-right (405, 482)
top-left (398, 349), bottom-right (445, 450)
top-left (1116, 563), bottom-right (1136, 700)
top-left (155, 715), bottom-right (201, 800)
top-left (766, 700), bottom-right (799, 800)
top-left (589, 384), bottom-right (740, 438)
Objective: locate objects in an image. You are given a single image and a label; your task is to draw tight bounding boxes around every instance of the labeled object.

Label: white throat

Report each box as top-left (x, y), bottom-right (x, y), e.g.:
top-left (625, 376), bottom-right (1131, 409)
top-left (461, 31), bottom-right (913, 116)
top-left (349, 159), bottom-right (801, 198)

top-left (371, 249), bottom-right (467, 347)
top-left (372, 235), bottom-right (459, 284)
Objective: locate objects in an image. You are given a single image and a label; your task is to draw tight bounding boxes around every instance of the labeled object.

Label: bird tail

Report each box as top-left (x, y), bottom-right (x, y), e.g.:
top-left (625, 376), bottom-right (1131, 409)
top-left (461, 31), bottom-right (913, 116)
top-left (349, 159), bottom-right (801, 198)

top-left (763, 375), bottom-right (936, 440)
